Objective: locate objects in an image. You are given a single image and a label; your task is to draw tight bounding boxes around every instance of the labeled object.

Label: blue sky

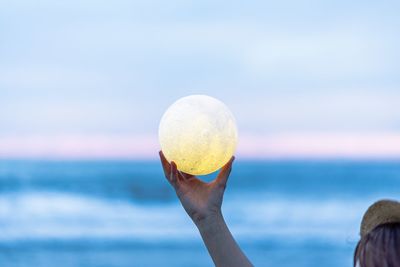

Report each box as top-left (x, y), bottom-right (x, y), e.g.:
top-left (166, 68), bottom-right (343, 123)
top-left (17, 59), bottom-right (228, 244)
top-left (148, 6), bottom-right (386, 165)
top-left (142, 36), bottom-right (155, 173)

top-left (0, 0), bottom-right (399, 158)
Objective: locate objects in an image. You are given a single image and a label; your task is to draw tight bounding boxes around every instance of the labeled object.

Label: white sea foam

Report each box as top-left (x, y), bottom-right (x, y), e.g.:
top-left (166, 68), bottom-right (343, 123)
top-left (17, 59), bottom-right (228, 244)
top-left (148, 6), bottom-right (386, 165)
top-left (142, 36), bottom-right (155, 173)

top-left (0, 191), bottom-right (377, 244)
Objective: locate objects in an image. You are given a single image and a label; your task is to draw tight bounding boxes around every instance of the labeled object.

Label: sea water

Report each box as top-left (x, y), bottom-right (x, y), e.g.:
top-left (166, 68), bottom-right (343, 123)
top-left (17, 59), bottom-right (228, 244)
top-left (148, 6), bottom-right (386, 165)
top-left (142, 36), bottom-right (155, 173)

top-left (0, 160), bottom-right (399, 267)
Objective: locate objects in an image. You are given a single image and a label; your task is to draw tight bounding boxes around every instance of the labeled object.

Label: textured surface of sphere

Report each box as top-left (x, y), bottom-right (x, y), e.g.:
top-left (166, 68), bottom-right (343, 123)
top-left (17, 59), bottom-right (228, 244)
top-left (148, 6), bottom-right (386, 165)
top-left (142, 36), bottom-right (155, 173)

top-left (159, 95), bottom-right (238, 175)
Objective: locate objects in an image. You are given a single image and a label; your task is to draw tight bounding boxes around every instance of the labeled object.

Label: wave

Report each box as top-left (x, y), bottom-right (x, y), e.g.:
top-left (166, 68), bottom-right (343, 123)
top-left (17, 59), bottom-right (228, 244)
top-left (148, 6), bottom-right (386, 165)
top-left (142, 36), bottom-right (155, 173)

top-left (0, 191), bottom-right (384, 245)
top-left (1, 160), bottom-right (399, 203)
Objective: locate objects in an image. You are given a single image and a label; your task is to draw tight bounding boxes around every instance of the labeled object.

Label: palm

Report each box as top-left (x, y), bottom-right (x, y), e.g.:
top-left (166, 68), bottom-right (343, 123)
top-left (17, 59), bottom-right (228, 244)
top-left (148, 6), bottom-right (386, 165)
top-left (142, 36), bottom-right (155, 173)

top-left (177, 177), bottom-right (222, 221)
top-left (159, 151), bottom-right (234, 223)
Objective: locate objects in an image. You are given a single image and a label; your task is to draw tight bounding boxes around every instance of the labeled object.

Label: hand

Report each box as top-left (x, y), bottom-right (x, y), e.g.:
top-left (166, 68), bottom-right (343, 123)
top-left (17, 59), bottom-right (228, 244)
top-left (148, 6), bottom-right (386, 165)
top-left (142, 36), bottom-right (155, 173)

top-left (159, 151), bottom-right (234, 224)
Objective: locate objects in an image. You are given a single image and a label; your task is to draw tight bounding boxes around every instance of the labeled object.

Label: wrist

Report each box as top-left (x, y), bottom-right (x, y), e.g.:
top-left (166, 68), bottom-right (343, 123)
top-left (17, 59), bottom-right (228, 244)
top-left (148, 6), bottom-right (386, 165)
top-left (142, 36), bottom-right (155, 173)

top-left (194, 211), bottom-right (225, 232)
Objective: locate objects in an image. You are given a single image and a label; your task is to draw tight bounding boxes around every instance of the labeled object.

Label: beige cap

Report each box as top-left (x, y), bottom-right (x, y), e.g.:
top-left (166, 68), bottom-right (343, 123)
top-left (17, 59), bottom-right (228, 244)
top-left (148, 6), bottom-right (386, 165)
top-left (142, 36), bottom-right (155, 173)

top-left (360, 199), bottom-right (400, 237)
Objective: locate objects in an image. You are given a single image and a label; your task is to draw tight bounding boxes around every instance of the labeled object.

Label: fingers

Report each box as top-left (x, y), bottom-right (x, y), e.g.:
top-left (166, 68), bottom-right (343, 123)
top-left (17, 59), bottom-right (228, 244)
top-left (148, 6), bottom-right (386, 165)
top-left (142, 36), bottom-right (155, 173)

top-left (215, 156), bottom-right (235, 189)
top-left (180, 171), bottom-right (195, 180)
top-left (170, 162), bottom-right (188, 183)
top-left (160, 151), bottom-right (179, 187)
top-left (169, 161), bottom-right (178, 186)
top-left (159, 151), bottom-right (171, 178)
top-left (177, 170), bottom-right (186, 182)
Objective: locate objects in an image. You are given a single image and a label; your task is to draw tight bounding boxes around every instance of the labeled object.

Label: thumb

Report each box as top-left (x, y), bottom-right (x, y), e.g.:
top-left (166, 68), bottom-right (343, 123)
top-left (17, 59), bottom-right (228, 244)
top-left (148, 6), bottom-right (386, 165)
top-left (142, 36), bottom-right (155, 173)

top-left (215, 156), bottom-right (235, 189)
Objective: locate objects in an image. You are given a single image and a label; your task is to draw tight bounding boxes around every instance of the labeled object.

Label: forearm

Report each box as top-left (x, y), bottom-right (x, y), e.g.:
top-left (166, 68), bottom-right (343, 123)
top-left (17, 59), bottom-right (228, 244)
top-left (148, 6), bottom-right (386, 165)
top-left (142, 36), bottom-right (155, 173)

top-left (195, 213), bottom-right (253, 267)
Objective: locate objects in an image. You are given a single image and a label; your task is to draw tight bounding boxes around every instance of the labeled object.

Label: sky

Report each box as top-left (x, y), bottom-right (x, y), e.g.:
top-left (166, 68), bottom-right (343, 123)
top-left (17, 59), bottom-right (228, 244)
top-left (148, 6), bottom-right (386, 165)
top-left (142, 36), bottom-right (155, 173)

top-left (0, 0), bottom-right (399, 159)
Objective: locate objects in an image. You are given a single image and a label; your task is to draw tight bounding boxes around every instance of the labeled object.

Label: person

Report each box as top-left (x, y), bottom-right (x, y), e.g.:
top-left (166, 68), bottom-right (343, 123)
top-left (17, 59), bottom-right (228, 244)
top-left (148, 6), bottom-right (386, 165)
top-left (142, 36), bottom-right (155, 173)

top-left (159, 151), bottom-right (254, 267)
top-left (354, 199), bottom-right (400, 267)
top-left (160, 150), bottom-right (400, 267)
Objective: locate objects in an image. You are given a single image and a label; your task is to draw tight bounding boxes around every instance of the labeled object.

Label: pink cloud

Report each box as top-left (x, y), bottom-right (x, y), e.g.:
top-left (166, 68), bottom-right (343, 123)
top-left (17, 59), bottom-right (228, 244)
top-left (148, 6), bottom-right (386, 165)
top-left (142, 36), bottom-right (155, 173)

top-left (0, 133), bottom-right (399, 160)
top-left (238, 133), bottom-right (400, 159)
top-left (0, 135), bottom-right (159, 159)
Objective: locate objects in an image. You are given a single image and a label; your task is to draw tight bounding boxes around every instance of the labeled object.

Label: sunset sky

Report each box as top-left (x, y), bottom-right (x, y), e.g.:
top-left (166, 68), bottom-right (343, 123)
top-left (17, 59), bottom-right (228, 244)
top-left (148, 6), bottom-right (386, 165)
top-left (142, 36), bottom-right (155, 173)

top-left (0, 0), bottom-right (399, 159)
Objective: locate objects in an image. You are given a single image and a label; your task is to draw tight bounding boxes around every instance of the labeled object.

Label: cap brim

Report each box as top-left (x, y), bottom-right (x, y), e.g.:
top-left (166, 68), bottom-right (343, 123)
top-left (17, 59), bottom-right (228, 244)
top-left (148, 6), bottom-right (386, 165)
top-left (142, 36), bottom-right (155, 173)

top-left (360, 199), bottom-right (400, 237)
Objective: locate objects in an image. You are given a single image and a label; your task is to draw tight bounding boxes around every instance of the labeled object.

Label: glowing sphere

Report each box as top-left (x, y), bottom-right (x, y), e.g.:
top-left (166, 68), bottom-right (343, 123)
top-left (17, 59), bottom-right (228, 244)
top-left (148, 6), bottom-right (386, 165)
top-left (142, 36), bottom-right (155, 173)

top-left (159, 95), bottom-right (238, 176)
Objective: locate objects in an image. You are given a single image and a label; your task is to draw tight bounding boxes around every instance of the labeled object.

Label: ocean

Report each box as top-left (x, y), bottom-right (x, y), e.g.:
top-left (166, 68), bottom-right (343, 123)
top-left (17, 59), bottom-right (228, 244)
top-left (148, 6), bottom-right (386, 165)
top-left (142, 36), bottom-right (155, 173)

top-left (0, 159), bottom-right (399, 267)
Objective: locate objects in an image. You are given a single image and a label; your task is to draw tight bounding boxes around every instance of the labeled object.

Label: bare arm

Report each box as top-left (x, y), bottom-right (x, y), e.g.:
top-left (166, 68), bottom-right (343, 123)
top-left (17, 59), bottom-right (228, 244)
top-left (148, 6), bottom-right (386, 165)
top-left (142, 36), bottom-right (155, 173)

top-left (196, 213), bottom-right (253, 267)
top-left (159, 151), bottom-right (253, 267)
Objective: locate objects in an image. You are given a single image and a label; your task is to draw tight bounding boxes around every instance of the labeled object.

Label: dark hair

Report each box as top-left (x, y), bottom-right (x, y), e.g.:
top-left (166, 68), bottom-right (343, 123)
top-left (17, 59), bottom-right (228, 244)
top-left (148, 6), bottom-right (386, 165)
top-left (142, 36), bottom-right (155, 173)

top-left (354, 222), bottom-right (400, 267)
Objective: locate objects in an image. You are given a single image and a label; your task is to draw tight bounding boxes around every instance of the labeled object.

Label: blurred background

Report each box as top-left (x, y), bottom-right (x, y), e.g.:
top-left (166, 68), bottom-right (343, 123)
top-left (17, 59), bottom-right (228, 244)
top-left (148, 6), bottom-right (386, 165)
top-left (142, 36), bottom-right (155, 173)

top-left (0, 0), bottom-right (400, 266)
